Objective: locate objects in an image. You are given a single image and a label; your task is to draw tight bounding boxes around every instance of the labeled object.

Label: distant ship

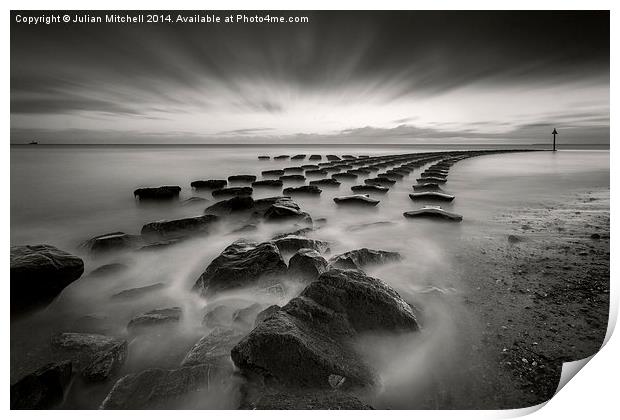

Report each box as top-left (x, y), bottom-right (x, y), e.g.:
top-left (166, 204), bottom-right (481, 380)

top-left (28, 141), bottom-right (38, 145)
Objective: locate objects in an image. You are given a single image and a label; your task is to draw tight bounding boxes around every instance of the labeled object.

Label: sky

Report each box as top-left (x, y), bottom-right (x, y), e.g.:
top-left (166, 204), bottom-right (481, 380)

top-left (10, 11), bottom-right (610, 144)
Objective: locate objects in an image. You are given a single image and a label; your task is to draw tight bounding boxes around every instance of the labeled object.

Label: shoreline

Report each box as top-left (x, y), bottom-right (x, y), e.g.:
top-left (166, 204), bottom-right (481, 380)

top-left (453, 187), bottom-right (610, 408)
top-left (10, 150), bottom-right (610, 409)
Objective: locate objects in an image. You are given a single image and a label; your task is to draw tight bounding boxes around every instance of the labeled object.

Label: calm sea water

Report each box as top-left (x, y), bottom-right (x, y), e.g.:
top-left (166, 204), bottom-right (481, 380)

top-left (10, 145), bottom-right (609, 408)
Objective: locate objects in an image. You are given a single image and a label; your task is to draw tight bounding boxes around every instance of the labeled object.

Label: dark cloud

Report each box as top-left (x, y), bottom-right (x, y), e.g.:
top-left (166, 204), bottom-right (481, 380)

top-left (11, 11), bottom-right (609, 114)
top-left (10, 10), bottom-right (609, 144)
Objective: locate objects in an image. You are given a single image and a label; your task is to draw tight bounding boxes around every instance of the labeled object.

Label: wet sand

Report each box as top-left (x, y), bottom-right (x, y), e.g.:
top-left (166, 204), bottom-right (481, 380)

top-left (447, 188), bottom-right (610, 408)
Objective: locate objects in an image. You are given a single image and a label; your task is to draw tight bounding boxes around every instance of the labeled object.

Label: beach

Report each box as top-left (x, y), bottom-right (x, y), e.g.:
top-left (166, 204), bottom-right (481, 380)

top-left (10, 146), bottom-right (610, 409)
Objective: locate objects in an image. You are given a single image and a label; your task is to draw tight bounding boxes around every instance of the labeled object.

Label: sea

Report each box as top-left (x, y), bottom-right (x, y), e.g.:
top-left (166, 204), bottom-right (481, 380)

top-left (10, 144), bottom-right (610, 408)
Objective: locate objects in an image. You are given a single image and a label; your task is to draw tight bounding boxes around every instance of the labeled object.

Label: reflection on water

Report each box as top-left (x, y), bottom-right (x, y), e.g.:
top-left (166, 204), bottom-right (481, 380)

top-left (10, 146), bottom-right (609, 408)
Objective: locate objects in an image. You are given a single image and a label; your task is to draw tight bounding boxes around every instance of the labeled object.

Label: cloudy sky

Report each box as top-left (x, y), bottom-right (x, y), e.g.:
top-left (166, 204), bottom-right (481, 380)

top-left (11, 11), bottom-right (609, 144)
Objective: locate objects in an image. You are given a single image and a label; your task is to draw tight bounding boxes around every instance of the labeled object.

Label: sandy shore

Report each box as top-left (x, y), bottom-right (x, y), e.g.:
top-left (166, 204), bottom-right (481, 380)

top-left (444, 187), bottom-right (610, 409)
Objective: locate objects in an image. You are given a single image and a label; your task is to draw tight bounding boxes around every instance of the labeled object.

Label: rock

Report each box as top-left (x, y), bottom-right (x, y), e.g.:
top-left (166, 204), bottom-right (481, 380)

top-left (272, 235), bottom-right (330, 254)
top-left (89, 263), bottom-right (128, 277)
top-left (305, 169), bottom-right (328, 176)
top-left (231, 269), bottom-right (418, 389)
top-left (111, 283), bottom-right (166, 300)
top-left (271, 227), bottom-right (314, 239)
top-left (274, 155), bottom-right (290, 160)
top-left (181, 196), bottom-right (208, 206)
top-left (100, 364), bottom-right (227, 409)
top-left (283, 185), bottom-right (322, 195)
top-left (211, 187), bottom-right (253, 197)
top-left (284, 166), bottom-right (304, 173)
top-left (262, 200), bottom-right (312, 224)
top-left (181, 328), bottom-right (245, 367)
top-left (309, 178), bottom-right (341, 187)
top-left (258, 155), bottom-right (270, 160)
top-left (232, 303), bottom-right (264, 329)
top-left (11, 361), bottom-right (72, 409)
top-left (82, 341), bottom-right (128, 382)
top-left (279, 174), bottom-right (306, 181)
top-left (302, 269), bottom-right (419, 333)
top-left (81, 232), bottom-right (142, 254)
top-left (350, 185), bottom-right (389, 194)
top-left (193, 240), bottom-right (287, 297)
top-left (326, 155), bottom-right (341, 161)
top-left (412, 182), bottom-right (443, 192)
top-left (240, 389), bottom-right (372, 409)
top-left (508, 235), bottom-right (523, 244)
top-left (141, 214), bottom-right (219, 240)
top-left (301, 164), bottom-right (319, 170)
top-left (204, 196), bottom-right (254, 216)
top-left (228, 175), bottom-right (257, 183)
top-left (11, 245), bottom-right (84, 314)
top-left (333, 194), bottom-right (380, 206)
top-left (328, 248), bottom-right (401, 270)
top-left (403, 206), bottom-right (462, 221)
top-left (409, 192), bottom-right (455, 202)
top-left (190, 180), bottom-right (227, 190)
top-left (254, 305), bottom-right (281, 326)
top-left (365, 177), bottom-right (396, 186)
top-left (416, 177), bottom-right (446, 184)
top-left (262, 169), bottom-right (285, 176)
top-left (332, 172), bottom-right (357, 180)
top-left (591, 233), bottom-right (601, 240)
top-left (421, 172), bottom-right (448, 179)
top-left (252, 179), bottom-right (283, 187)
top-left (138, 239), bottom-right (182, 252)
top-left (231, 310), bottom-right (372, 389)
top-left (127, 307), bottom-right (182, 334)
top-left (309, 155), bottom-right (322, 160)
top-left (51, 333), bottom-right (127, 376)
top-left (134, 186), bottom-right (181, 201)
top-left (288, 248), bottom-right (328, 281)
top-left (202, 304), bottom-right (237, 328)
top-left (291, 154), bottom-right (306, 160)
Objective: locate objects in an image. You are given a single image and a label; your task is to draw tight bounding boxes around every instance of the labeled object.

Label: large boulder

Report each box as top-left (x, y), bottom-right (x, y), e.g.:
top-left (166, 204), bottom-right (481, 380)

top-left (259, 197), bottom-right (312, 224)
top-left (11, 361), bottom-right (72, 409)
top-left (283, 185), bottom-right (322, 195)
top-left (333, 194), bottom-right (380, 206)
top-left (231, 310), bottom-right (373, 389)
top-left (204, 196), bottom-right (255, 216)
top-left (181, 328), bottom-right (245, 367)
top-left (191, 179), bottom-right (227, 190)
top-left (272, 235), bottom-right (330, 254)
top-left (50, 333), bottom-right (128, 381)
top-left (100, 364), bottom-right (228, 409)
top-left (127, 307), bottom-right (182, 334)
top-left (231, 269), bottom-right (418, 390)
top-left (193, 240), bottom-right (287, 297)
top-left (11, 245), bottom-right (84, 314)
top-left (288, 248), bottom-right (328, 282)
top-left (141, 214), bottom-right (219, 240)
top-left (134, 186), bottom-right (181, 201)
top-left (81, 341), bottom-right (128, 382)
top-left (301, 269), bottom-right (419, 333)
top-left (80, 232), bottom-right (142, 255)
top-left (328, 248), bottom-right (402, 271)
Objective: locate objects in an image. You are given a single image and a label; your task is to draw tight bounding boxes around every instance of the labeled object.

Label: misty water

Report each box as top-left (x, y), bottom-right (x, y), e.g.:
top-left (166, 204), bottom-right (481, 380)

top-left (10, 145), bottom-right (609, 408)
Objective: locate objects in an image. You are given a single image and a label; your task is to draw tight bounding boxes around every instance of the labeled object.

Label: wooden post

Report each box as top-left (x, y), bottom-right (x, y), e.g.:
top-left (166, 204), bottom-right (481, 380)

top-left (552, 128), bottom-right (558, 151)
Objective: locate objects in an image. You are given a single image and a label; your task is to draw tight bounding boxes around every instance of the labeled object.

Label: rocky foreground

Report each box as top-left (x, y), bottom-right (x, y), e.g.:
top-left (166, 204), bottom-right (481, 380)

top-left (12, 149), bottom-right (607, 410)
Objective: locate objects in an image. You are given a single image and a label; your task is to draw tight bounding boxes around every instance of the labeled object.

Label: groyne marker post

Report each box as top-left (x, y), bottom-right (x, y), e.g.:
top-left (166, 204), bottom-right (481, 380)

top-left (552, 128), bottom-right (558, 151)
